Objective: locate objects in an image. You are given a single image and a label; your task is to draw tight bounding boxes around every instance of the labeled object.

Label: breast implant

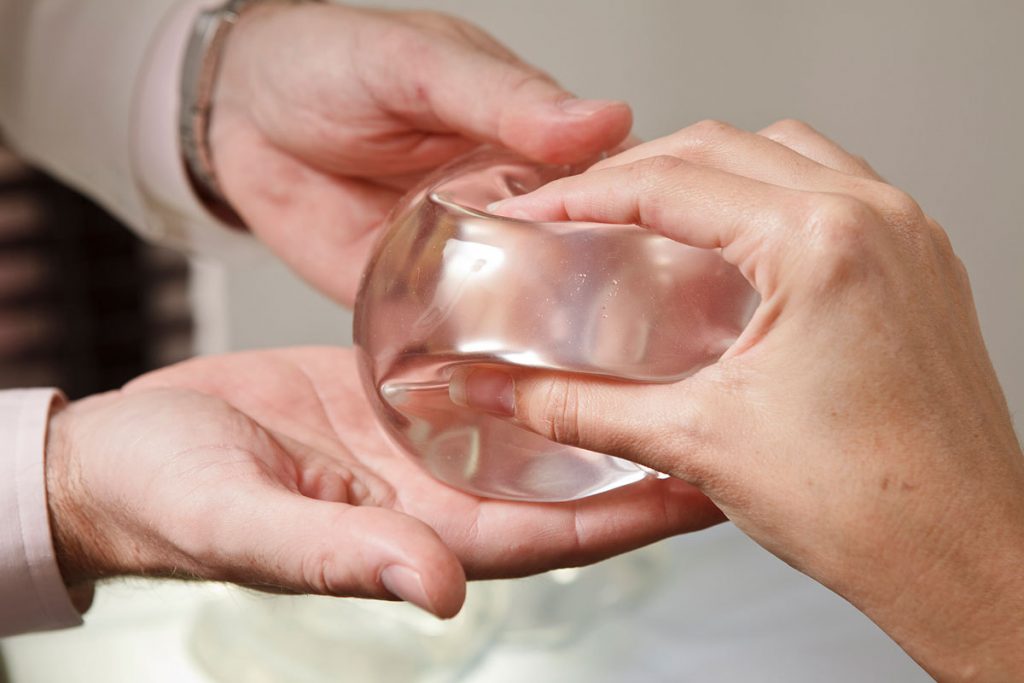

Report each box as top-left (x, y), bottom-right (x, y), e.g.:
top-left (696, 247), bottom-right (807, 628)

top-left (354, 149), bottom-right (757, 502)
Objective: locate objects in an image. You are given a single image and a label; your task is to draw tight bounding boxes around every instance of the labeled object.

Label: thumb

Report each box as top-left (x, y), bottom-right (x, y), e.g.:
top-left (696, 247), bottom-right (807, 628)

top-left (448, 367), bottom-right (720, 485)
top-left (215, 488), bottom-right (467, 618)
top-left (406, 45), bottom-right (632, 163)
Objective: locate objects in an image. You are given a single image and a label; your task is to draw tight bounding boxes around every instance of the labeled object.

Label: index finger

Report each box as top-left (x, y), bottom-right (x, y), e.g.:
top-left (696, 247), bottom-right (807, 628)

top-left (490, 155), bottom-right (808, 287)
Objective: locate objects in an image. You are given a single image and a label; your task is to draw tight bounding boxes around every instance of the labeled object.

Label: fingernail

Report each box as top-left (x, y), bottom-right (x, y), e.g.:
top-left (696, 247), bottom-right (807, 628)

top-left (381, 565), bottom-right (436, 615)
top-left (486, 198), bottom-right (530, 219)
top-left (449, 368), bottom-right (515, 416)
top-left (558, 98), bottom-right (624, 117)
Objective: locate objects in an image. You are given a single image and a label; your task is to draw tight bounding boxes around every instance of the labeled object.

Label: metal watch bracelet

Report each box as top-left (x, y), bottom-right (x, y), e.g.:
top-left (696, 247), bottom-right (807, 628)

top-left (179, 0), bottom-right (320, 212)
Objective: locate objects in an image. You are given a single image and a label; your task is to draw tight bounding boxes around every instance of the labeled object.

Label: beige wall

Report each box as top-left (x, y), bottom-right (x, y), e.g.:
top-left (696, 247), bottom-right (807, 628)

top-left (215, 0), bottom-right (1023, 422)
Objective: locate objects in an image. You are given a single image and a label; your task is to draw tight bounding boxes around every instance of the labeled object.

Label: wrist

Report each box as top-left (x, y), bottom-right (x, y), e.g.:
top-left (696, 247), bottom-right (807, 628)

top-left (43, 394), bottom-right (209, 588)
top-left (181, 0), bottom-right (319, 221)
top-left (828, 453), bottom-right (1024, 680)
top-left (42, 399), bottom-right (144, 601)
top-left (44, 403), bottom-right (98, 588)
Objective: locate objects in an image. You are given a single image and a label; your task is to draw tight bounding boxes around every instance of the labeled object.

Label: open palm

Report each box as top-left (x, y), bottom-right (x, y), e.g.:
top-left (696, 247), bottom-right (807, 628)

top-left (56, 347), bottom-right (723, 617)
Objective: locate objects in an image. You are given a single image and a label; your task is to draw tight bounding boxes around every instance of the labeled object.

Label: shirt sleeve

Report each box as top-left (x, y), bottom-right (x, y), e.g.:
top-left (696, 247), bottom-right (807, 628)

top-left (0, 0), bottom-right (255, 256)
top-left (0, 389), bottom-right (82, 637)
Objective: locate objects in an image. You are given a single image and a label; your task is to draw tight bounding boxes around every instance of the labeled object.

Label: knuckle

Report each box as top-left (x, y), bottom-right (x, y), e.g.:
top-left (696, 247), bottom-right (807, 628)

top-left (804, 193), bottom-right (874, 235)
top-left (504, 67), bottom-right (556, 96)
top-left (677, 119), bottom-right (739, 156)
top-left (851, 154), bottom-right (877, 175)
top-left (804, 193), bottom-right (877, 241)
top-left (925, 215), bottom-right (952, 248)
top-left (528, 376), bottom-right (584, 447)
top-left (870, 183), bottom-right (926, 229)
top-left (400, 9), bottom-right (460, 33)
top-left (297, 507), bottom-right (368, 596)
top-left (630, 154), bottom-right (685, 183)
top-left (762, 117), bottom-right (815, 141)
top-left (492, 69), bottom-right (556, 139)
top-left (625, 156), bottom-right (685, 226)
top-left (487, 64), bottom-right (558, 119)
top-left (925, 217), bottom-right (964, 272)
top-left (800, 194), bottom-right (884, 287)
top-left (300, 546), bottom-right (337, 595)
top-left (687, 118), bottom-right (739, 142)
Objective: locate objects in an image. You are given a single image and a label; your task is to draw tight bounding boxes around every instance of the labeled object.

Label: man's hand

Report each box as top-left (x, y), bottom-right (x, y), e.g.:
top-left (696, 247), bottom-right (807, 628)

top-left (45, 347), bottom-right (720, 619)
top-left (457, 120), bottom-right (1024, 677)
top-left (209, 3), bottom-right (632, 303)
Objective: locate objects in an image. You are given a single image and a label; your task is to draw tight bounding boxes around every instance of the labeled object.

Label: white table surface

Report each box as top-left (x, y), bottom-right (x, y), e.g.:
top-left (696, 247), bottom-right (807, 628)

top-left (2, 524), bottom-right (930, 682)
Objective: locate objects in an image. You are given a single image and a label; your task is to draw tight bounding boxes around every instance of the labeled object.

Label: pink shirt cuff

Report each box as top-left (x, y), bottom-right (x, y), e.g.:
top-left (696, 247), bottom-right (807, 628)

top-left (0, 389), bottom-right (83, 637)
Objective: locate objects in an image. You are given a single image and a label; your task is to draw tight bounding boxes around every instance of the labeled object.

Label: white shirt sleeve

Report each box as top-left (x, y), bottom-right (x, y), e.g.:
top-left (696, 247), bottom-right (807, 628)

top-left (0, 0), bottom-right (254, 255)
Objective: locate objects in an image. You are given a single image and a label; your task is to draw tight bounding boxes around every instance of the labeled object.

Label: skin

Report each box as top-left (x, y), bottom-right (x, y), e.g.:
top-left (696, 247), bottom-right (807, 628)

top-left (41, 2), bottom-right (1020, 675)
top-left (451, 119), bottom-right (1024, 679)
top-left (46, 348), bottom-right (722, 618)
top-left (44, 3), bottom-right (705, 621)
top-left (209, 2), bottom-right (634, 304)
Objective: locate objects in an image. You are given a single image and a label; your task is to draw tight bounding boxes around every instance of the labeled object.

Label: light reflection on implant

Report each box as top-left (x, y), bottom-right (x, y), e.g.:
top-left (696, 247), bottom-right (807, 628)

top-left (354, 149), bottom-right (757, 502)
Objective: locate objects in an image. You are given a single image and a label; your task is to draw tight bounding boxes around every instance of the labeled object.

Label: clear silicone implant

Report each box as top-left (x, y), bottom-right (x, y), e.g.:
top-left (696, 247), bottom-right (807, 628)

top-left (353, 149), bottom-right (757, 502)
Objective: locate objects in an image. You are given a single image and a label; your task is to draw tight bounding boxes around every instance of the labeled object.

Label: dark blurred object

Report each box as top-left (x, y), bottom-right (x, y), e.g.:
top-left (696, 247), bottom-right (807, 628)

top-left (0, 146), bottom-right (193, 398)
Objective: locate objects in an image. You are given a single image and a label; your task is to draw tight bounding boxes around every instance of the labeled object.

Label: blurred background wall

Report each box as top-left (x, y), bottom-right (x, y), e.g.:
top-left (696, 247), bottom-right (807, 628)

top-left (203, 0), bottom-right (1023, 421)
top-left (0, 146), bottom-right (191, 398)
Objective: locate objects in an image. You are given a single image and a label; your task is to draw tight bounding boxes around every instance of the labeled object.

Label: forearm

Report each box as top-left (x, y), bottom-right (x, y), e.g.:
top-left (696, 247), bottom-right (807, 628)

top-left (836, 447), bottom-right (1024, 681)
top-left (889, 527), bottom-right (1024, 679)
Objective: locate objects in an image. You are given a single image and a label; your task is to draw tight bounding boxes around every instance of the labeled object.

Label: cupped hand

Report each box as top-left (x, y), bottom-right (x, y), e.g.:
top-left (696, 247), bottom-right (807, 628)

top-left (454, 120), bottom-right (1024, 676)
top-left (209, 3), bottom-right (632, 303)
top-left (45, 347), bottom-right (720, 619)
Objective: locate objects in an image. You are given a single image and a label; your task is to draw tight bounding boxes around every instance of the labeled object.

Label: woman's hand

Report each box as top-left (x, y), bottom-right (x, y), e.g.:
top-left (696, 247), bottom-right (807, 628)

top-left (453, 119), bottom-right (1024, 678)
top-left (209, 3), bottom-right (632, 303)
top-left (45, 347), bottom-right (719, 619)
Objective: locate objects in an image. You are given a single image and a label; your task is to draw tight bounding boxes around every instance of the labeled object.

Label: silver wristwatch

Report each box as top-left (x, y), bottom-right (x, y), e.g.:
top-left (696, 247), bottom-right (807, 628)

top-left (179, 0), bottom-right (319, 210)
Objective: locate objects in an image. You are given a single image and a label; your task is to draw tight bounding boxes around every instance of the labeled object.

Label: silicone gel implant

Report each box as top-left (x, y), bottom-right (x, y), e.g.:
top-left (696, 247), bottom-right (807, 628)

top-left (354, 150), bottom-right (757, 502)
